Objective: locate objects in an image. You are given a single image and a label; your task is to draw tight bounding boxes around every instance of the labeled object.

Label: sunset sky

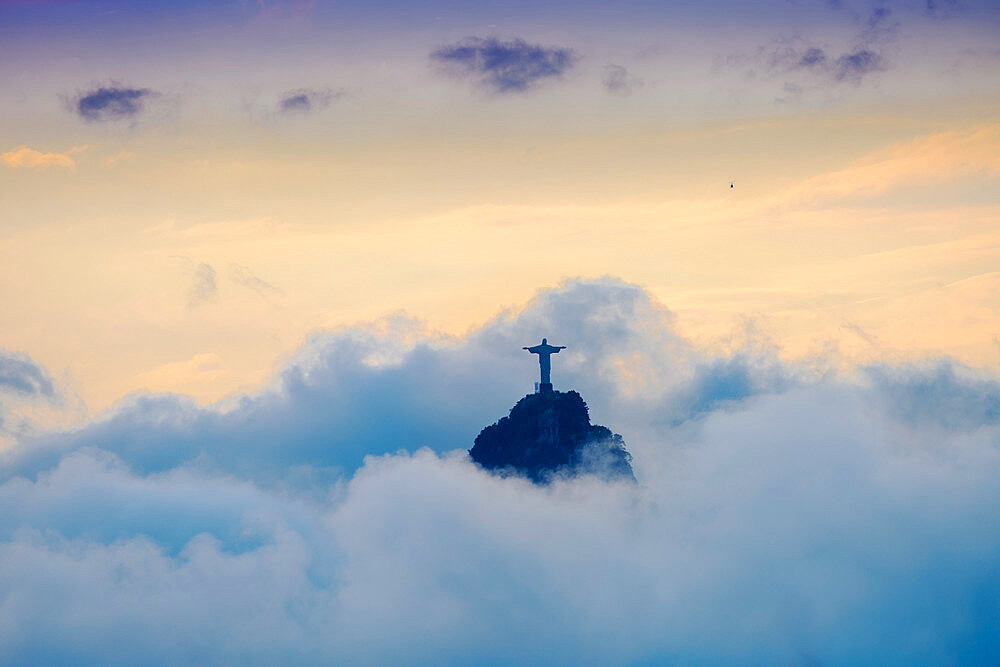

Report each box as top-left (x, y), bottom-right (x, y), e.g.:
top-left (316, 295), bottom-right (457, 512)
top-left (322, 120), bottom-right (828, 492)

top-left (3, 0), bottom-right (998, 412)
top-left (2, 3), bottom-right (1000, 663)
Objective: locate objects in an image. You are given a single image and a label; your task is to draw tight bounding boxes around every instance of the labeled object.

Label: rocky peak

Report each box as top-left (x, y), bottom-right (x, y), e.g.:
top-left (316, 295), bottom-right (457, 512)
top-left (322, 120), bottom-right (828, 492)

top-left (469, 390), bottom-right (634, 484)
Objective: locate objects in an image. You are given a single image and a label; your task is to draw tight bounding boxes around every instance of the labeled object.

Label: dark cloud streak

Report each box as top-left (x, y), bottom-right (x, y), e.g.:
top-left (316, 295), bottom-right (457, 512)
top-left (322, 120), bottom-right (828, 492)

top-left (277, 87), bottom-right (345, 114)
top-left (431, 37), bottom-right (578, 94)
top-left (73, 84), bottom-right (154, 122)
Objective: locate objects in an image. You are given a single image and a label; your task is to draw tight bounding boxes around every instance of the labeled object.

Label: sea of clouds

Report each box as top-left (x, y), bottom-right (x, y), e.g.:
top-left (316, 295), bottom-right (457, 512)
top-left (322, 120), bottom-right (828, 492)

top-left (1, 278), bottom-right (998, 664)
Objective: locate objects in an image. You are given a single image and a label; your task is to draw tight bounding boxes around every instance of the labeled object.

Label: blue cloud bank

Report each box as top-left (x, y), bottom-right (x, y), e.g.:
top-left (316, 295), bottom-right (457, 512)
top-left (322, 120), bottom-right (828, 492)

top-left (1, 279), bottom-right (999, 664)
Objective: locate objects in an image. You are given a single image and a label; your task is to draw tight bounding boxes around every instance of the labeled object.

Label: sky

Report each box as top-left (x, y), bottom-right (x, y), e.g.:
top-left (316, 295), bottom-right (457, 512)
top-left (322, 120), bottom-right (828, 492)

top-left (1, 0), bottom-right (1000, 663)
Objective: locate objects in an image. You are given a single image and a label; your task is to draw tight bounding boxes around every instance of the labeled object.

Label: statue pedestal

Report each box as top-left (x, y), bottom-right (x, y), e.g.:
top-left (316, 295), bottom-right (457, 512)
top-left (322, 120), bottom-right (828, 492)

top-left (537, 382), bottom-right (553, 394)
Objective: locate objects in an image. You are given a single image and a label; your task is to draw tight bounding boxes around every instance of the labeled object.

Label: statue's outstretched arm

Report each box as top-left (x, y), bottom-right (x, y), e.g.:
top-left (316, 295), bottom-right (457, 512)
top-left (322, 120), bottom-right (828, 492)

top-left (522, 347), bottom-right (530, 350)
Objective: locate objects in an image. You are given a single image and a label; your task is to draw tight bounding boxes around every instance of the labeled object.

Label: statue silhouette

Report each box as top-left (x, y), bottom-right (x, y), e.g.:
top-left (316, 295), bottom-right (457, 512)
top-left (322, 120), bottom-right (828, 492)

top-left (523, 338), bottom-right (566, 392)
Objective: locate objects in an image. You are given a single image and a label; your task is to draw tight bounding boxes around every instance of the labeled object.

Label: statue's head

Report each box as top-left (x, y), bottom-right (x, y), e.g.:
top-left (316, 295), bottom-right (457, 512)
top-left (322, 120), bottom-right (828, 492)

top-left (542, 338), bottom-right (547, 344)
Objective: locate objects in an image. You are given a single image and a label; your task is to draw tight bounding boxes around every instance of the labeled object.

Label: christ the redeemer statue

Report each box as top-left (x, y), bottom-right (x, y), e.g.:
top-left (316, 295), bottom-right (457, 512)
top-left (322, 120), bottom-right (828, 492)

top-left (523, 338), bottom-right (566, 393)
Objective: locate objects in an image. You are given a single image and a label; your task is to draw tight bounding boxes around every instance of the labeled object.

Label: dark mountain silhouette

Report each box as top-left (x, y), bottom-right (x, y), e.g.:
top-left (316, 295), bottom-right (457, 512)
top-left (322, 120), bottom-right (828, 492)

top-left (470, 390), bottom-right (634, 483)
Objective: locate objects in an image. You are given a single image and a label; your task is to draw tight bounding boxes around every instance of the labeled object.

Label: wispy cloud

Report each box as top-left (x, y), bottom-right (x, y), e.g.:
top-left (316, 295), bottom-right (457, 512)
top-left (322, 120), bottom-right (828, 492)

top-left (722, 7), bottom-right (897, 92)
top-left (148, 218), bottom-right (289, 242)
top-left (232, 265), bottom-right (283, 297)
top-left (783, 123), bottom-right (1000, 205)
top-left (796, 46), bottom-right (828, 69)
top-left (253, 0), bottom-right (314, 20)
top-left (276, 87), bottom-right (346, 114)
top-left (1, 146), bottom-right (80, 170)
top-left (735, 40), bottom-right (888, 85)
top-left (134, 353), bottom-right (227, 393)
top-left (602, 64), bottom-right (643, 96)
top-left (187, 262), bottom-right (218, 307)
top-left (103, 151), bottom-right (135, 166)
top-left (834, 48), bottom-right (885, 81)
top-left (431, 37), bottom-right (578, 94)
top-left (923, 0), bottom-right (962, 18)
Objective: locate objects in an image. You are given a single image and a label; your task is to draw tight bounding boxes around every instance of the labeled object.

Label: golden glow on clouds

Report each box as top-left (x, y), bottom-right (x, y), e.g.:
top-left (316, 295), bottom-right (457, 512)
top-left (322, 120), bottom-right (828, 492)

top-left (1, 146), bottom-right (84, 170)
top-left (1, 118), bottom-right (998, 411)
top-left (133, 353), bottom-right (229, 396)
top-left (781, 124), bottom-right (1000, 207)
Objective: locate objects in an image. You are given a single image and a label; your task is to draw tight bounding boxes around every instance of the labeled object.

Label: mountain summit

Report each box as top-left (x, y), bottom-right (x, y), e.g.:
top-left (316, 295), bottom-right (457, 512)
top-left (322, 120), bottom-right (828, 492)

top-left (469, 389), bottom-right (634, 483)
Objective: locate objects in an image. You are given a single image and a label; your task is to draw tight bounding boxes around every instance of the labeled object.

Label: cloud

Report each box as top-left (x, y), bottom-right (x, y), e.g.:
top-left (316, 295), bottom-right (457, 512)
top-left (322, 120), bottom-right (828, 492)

top-left (277, 87), bottom-right (345, 114)
top-left (279, 93), bottom-right (312, 112)
top-left (834, 48), bottom-right (886, 81)
top-left (868, 6), bottom-right (892, 27)
top-left (923, 0), bottom-right (961, 17)
top-left (134, 353), bottom-right (227, 394)
top-left (787, 43), bottom-right (886, 83)
top-left (0, 351), bottom-right (55, 399)
top-left (253, 0), bottom-right (314, 20)
top-left (1, 147), bottom-right (75, 170)
top-left (0, 350), bottom-right (59, 443)
top-left (602, 64), bottom-right (643, 96)
top-left (782, 123), bottom-right (1000, 205)
top-left (187, 262), bottom-right (217, 307)
top-left (724, 6), bottom-right (898, 93)
top-left (724, 39), bottom-right (888, 87)
top-left (431, 37), bottom-right (578, 94)
top-left (149, 217), bottom-right (287, 242)
top-left (821, 0), bottom-right (961, 20)
top-left (0, 279), bottom-right (778, 484)
top-left (865, 360), bottom-right (1000, 431)
top-left (1, 279), bottom-right (999, 662)
top-left (103, 150), bottom-right (135, 166)
top-left (73, 84), bottom-right (155, 122)
top-left (231, 264), bottom-right (282, 297)
top-left (796, 47), bottom-right (828, 68)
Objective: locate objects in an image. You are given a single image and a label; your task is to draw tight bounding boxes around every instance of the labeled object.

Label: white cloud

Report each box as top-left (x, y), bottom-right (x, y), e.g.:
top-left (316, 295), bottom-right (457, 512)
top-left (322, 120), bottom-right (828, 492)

top-left (1, 279), bottom-right (999, 663)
